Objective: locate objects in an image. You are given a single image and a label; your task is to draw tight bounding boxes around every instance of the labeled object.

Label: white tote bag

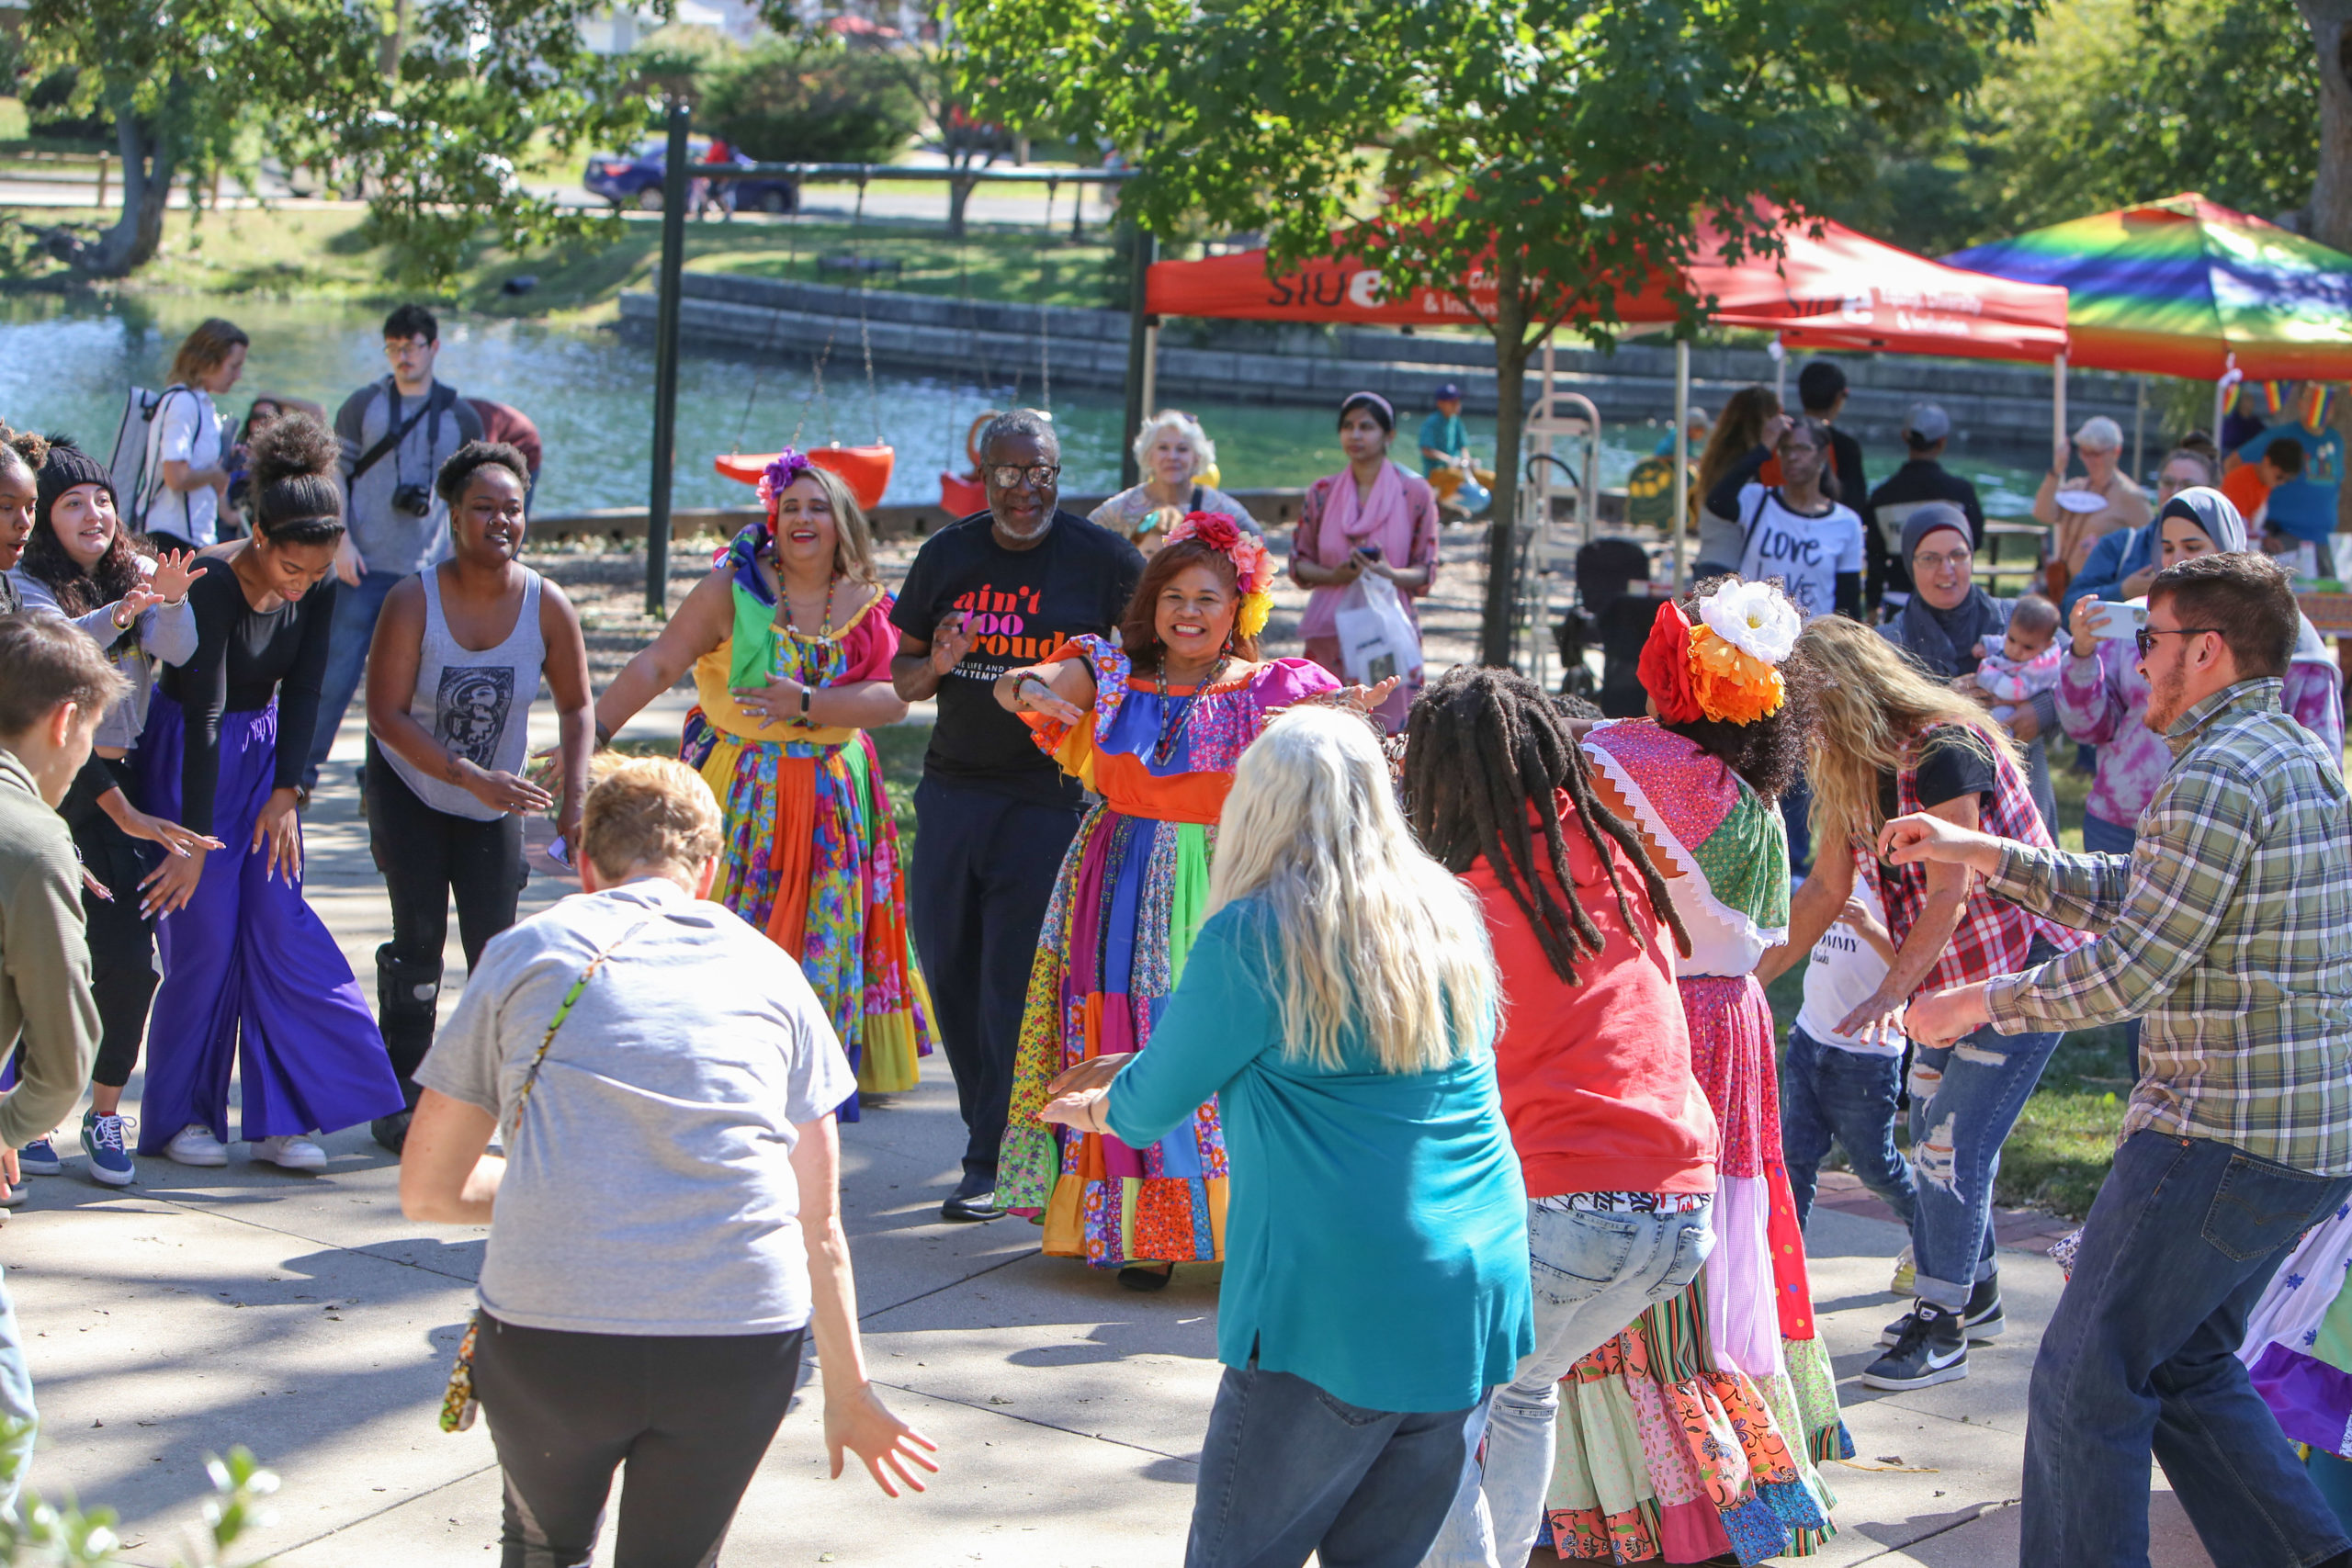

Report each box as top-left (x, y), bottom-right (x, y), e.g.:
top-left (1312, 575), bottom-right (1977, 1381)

top-left (1331, 572), bottom-right (1422, 688)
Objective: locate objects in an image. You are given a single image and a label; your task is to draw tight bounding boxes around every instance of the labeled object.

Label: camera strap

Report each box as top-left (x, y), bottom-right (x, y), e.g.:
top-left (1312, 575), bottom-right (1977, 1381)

top-left (351, 381), bottom-right (455, 487)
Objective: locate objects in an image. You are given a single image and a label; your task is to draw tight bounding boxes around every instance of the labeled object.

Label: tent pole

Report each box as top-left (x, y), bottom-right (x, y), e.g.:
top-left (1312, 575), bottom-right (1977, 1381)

top-left (2132, 377), bottom-right (2146, 484)
top-left (1120, 224), bottom-right (1156, 489)
top-left (1672, 338), bottom-right (1690, 592)
top-left (2052, 352), bottom-right (2068, 467)
top-left (1140, 323), bottom-right (1159, 430)
top-left (1771, 339), bottom-right (1787, 407)
top-left (645, 100), bottom-right (691, 619)
top-left (2213, 377), bottom-right (2227, 449)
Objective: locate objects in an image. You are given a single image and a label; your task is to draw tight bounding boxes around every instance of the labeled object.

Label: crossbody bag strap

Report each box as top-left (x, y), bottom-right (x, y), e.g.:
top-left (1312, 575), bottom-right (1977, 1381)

top-left (503, 917), bottom-right (657, 1146)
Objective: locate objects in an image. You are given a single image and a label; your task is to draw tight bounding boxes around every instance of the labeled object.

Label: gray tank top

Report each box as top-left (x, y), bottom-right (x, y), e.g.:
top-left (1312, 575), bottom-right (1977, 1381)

top-left (382, 565), bottom-right (546, 821)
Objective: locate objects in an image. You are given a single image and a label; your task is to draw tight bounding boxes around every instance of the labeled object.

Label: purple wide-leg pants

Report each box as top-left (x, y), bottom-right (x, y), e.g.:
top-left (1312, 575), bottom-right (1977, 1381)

top-left (135, 695), bottom-right (402, 1156)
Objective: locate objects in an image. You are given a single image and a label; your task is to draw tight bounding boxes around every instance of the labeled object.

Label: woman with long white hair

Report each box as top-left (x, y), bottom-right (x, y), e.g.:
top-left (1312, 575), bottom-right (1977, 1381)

top-left (1042, 705), bottom-right (1532, 1568)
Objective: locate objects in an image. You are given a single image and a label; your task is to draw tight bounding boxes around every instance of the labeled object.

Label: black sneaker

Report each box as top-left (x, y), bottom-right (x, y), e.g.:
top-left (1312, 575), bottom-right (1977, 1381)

top-left (1881, 1271), bottom-right (2005, 1346)
top-left (1862, 1301), bottom-right (1969, 1391)
top-left (940, 1170), bottom-right (1002, 1224)
top-left (370, 1113), bottom-right (412, 1156)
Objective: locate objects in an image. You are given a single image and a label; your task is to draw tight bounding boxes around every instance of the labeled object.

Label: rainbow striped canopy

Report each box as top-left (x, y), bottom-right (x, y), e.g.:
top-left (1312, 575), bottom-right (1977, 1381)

top-left (1946, 193), bottom-right (2352, 381)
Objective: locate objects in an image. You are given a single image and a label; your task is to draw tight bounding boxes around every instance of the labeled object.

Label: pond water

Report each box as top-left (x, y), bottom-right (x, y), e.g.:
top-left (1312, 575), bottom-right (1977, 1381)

top-left (0, 292), bottom-right (2052, 516)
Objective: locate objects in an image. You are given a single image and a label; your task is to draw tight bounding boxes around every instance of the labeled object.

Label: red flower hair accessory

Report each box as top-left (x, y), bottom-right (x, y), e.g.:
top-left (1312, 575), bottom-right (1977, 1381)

top-left (1167, 511), bottom-right (1273, 596)
top-left (1637, 600), bottom-right (1704, 726)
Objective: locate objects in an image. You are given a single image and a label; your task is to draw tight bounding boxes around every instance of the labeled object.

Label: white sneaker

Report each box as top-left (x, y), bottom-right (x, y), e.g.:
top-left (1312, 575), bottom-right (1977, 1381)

top-left (251, 1134), bottom-right (326, 1172)
top-left (164, 1123), bottom-right (229, 1168)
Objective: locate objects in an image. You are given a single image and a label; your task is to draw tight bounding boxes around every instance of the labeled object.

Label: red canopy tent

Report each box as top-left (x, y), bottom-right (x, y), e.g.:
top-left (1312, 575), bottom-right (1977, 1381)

top-left (1144, 210), bottom-right (2072, 589)
top-left (1146, 209), bottom-right (2071, 362)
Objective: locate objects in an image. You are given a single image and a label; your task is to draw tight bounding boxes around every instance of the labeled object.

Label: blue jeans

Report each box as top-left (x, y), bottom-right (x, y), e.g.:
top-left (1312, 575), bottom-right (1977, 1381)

top-left (0, 1264), bottom-right (35, 1512)
top-left (2024, 1131), bottom-right (2352, 1567)
top-left (2079, 812), bottom-right (2144, 1057)
top-left (1905, 937), bottom-right (2065, 1310)
top-left (1424, 1203), bottom-right (1713, 1568)
top-left (1781, 1025), bottom-right (1917, 1232)
top-left (303, 567), bottom-right (403, 791)
top-left (1188, 1362), bottom-right (1487, 1568)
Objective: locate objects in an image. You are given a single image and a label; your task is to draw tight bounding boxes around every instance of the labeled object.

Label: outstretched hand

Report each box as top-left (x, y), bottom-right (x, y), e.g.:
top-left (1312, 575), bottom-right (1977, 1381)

top-left (1905, 983), bottom-right (1991, 1048)
top-left (824, 1383), bottom-right (939, 1497)
top-left (148, 548), bottom-right (202, 604)
top-left (1337, 676), bottom-right (1400, 713)
top-left (930, 611), bottom-right (978, 678)
top-left (253, 787), bottom-right (303, 884)
top-left (1045, 1055), bottom-right (1126, 1100)
top-left (117, 805), bottom-right (224, 860)
top-left (1008, 672), bottom-right (1085, 727)
top-left (1876, 811), bottom-right (1990, 869)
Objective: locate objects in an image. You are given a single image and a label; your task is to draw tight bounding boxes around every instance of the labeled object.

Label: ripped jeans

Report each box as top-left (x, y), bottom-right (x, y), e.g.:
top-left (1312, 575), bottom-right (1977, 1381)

top-left (1905, 938), bottom-right (2065, 1312)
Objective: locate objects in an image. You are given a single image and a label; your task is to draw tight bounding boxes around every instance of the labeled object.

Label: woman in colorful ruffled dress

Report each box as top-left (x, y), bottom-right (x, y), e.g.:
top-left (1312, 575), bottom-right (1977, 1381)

top-left (591, 450), bottom-right (932, 1113)
top-left (1554, 578), bottom-right (1850, 1565)
top-left (991, 512), bottom-right (1388, 1290)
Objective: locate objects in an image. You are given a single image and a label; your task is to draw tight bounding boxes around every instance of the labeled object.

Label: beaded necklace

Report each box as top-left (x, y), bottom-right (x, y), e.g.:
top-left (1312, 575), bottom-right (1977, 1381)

top-left (1149, 650), bottom-right (1230, 767)
top-left (778, 570), bottom-right (844, 640)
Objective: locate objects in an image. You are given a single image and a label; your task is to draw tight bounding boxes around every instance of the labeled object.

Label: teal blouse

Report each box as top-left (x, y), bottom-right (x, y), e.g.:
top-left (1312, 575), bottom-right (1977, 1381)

top-left (1103, 897), bottom-right (1533, 1413)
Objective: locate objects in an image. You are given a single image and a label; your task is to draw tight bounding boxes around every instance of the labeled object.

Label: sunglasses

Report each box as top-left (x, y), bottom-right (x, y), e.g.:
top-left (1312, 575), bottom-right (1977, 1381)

top-left (2135, 626), bottom-right (2222, 659)
top-left (988, 464), bottom-right (1061, 490)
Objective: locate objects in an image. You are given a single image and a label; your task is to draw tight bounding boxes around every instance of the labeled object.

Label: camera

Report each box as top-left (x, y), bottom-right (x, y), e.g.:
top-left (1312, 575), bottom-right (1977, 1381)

top-left (391, 482), bottom-right (434, 518)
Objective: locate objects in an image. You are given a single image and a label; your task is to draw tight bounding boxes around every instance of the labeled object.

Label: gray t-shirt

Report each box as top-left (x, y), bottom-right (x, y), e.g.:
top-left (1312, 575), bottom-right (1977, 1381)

top-left (416, 876), bottom-right (858, 1337)
top-left (334, 376), bottom-right (485, 577)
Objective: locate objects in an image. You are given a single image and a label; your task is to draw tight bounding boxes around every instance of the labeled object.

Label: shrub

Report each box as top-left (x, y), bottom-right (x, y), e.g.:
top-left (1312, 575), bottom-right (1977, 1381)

top-left (701, 42), bottom-right (922, 165)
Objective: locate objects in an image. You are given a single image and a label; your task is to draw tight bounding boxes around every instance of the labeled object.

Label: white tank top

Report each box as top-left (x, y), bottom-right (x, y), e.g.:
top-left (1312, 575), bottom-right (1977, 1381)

top-left (380, 566), bottom-right (546, 820)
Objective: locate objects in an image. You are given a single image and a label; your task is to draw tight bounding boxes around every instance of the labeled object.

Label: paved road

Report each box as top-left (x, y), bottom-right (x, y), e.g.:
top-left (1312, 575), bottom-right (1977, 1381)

top-left (4, 701), bottom-right (2215, 1564)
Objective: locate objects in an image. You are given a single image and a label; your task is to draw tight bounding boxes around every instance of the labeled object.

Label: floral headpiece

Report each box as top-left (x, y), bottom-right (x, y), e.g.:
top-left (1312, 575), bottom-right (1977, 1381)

top-left (1637, 580), bottom-right (1799, 727)
top-left (755, 447), bottom-right (816, 515)
top-left (1165, 511), bottom-right (1276, 640)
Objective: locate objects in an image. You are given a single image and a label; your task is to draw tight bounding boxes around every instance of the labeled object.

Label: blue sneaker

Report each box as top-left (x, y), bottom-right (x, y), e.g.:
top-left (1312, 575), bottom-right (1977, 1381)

top-left (16, 1138), bottom-right (60, 1178)
top-left (80, 1114), bottom-right (134, 1188)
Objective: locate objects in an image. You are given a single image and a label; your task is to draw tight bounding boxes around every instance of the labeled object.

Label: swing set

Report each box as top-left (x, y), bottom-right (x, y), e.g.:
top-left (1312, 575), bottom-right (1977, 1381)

top-left (638, 103), bottom-right (1143, 614)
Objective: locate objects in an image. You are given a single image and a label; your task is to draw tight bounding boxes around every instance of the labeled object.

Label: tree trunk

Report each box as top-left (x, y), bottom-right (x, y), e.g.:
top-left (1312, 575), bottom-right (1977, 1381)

top-left (379, 0), bottom-right (411, 79)
top-left (84, 107), bottom-right (175, 279)
top-left (947, 168), bottom-right (976, 239)
top-left (2298, 0), bottom-right (2352, 250)
top-left (1478, 260), bottom-right (1532, 668)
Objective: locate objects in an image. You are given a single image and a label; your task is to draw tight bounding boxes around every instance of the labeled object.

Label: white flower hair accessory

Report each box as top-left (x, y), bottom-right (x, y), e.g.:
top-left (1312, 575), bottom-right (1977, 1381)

top-left (1696, 580), bottom-right (1801, 665)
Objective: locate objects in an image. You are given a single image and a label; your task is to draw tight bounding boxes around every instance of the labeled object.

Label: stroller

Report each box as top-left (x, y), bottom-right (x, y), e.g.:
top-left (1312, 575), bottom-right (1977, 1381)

top-left (1553, 536), bottom-right (1657, 717)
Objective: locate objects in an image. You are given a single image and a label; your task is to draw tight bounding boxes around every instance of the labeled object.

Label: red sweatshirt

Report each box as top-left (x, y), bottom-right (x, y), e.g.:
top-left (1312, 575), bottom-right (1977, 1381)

top-left (1464, 795), bottom-right (1718, 1198)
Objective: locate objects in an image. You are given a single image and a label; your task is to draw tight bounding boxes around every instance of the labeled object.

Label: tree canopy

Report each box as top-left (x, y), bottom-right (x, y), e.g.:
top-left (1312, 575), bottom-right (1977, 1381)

top-left (19, 0), bottom-right (658, 281)
top-left (966, 0), bottom-right (2041, 662)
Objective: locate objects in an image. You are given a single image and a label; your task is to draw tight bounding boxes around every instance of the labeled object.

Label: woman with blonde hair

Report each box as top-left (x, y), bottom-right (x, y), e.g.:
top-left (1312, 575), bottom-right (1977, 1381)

top-left (1089, 409), bottom-right (1261, 547)
top-left (1546, 578), bottom-right (1847, 1563)
top-left (144, 316), bottom-right (251, 554)
top-left (591, 450), bottom-right (933, 1111)
top-left (1041, 705), bottom-right (1531, 1566)
top-left (1760, 615), bottom-right (2088, 1394)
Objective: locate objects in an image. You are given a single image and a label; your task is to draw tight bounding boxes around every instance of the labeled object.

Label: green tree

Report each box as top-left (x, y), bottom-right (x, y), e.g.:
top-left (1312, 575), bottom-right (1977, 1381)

top-left (965, 0), bottom-right (2036, 664)
top-left (703, 39), bottom-right (927, 167)
top-left (18, 0), bottom-right (659, 283)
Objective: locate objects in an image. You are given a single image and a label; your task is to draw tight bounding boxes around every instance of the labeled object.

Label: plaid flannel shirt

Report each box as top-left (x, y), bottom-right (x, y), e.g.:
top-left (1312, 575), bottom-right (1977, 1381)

top-left (1984, 678), bottom-right (2352, 1175)
top-left (1871, 724), bottom-right (2089, 997)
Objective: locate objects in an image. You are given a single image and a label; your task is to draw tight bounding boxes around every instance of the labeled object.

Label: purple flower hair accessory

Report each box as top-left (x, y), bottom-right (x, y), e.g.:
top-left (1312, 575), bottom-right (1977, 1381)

top-left (763, 447), bottom-right (815, 492)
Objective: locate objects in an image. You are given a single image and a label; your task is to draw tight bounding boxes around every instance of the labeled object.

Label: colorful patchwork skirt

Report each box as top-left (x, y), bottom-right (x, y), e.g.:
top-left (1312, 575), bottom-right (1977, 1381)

top-left (1542, 973), bottom-right (1851, 1564)
top-left (997, 804), bottom-right (1227, 1268)
top-left (683, 712), bottom-right (933, 1119)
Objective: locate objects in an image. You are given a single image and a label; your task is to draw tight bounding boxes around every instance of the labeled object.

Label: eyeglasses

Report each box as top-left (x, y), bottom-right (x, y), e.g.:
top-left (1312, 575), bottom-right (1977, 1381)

top-left (988, 463), bottom-right (1061, 490)
top-left (1913, 548), bottom-right (1973, 572)
top-left (2135, 626), bottom-right (2222, 659)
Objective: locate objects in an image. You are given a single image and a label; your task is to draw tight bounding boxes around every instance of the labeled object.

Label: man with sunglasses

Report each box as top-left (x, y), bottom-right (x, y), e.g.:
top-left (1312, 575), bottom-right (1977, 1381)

top-left (890, 409), bottom-right (1144, 1223)
top-left (1886, 549), bottom-right (2352, 1568)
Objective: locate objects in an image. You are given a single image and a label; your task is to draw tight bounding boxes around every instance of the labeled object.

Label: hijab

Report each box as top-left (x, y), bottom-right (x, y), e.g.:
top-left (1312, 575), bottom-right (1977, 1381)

top-left (2158, 487), bottom-right (2248, 553)
top-left (1894, 502), bottom-right (2002, 678)
top-left (2163, 488), bottom-right (2333, 666)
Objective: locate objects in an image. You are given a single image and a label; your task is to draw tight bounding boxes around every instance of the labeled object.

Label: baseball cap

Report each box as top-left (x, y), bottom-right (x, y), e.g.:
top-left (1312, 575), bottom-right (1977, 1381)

top-left (1435, 383), bottom-right (1462, 401)
top-left (1903, 402), bottom-right (1952, 446)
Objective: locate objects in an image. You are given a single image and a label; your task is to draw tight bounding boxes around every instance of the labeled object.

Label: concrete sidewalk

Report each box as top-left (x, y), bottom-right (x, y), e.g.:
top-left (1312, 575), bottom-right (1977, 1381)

top-left (6, 711), bottom-right (2214, 1565)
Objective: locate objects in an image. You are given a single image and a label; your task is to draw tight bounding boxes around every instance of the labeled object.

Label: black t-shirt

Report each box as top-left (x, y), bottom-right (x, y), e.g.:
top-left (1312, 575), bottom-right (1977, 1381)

top-left (890, 511), bottom-right (1144, 806)
top-left (1875, 728), bottom-right (1997, 826)
top-left (161, 560), bottom-right (337, 834)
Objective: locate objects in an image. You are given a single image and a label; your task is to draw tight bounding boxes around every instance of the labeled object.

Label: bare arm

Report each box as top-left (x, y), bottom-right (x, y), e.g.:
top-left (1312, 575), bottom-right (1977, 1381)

top-left (992, 655), bottom-right (1097, 725)
top-left (594, 570), bottom-right (736, 738)
top-left (539, 580), bottom-right (594, 853)
top-left (160, 457), bottom-right (230, 495)
top-left (1756, 846), bottom-right (1855, 986)
top-left (398, 1089), bottom-right (503, 1224)
top-left (888, 609), bottom-right (978, 703)
top-left (1832, 793), bottom-right (1983, 1037)
top-left (789, 1116), bottom-right (940, 1495)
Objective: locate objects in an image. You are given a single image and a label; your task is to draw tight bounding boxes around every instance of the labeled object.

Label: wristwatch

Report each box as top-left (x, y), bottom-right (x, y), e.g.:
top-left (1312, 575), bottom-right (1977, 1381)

top-left (798, 684), bottom-right (812, 718)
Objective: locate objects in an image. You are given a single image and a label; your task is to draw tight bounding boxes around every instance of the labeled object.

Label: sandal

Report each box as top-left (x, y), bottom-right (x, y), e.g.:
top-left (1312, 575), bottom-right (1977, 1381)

top-left (1117, 1262), bottom-right (1175, 1292)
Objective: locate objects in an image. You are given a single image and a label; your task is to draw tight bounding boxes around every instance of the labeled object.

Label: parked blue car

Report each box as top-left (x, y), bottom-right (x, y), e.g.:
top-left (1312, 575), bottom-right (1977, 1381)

top-left (582, 137), bottom-right (799, 214)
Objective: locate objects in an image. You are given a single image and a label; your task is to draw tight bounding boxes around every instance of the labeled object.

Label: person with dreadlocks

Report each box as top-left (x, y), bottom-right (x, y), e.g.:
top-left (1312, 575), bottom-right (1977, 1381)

top-left (1403, 665), bottom-right (1723, 1568)
top-left (991, 512), bottom-right (1392, 1291)
top-left (1516, 577), bottom-right (1849, 1566)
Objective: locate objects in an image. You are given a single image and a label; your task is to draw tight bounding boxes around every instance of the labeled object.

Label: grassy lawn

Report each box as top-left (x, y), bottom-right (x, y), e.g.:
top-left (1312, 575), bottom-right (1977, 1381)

top-left (0, 201), bottom-right (1122, 323)
top-left (1764, 753), bottom-right (2132, 1220)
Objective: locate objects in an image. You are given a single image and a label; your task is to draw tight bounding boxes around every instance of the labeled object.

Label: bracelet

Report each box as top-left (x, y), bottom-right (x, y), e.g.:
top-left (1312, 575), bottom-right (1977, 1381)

top-left (798, 684), bottom-right (812, 718)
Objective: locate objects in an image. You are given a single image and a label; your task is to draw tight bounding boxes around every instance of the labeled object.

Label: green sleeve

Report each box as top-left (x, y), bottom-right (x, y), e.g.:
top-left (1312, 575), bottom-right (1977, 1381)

top-left (0, 838), bottom-right (97, 1149)
top-left (1104, 900), bottom-right (1281, 1149)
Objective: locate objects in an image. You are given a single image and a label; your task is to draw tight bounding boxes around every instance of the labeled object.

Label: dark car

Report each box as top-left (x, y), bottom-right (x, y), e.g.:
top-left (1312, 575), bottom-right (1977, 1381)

top-left (582, 137), bottom-right (799, 215)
